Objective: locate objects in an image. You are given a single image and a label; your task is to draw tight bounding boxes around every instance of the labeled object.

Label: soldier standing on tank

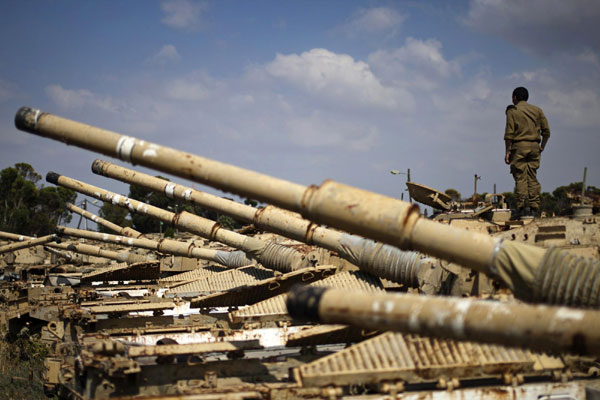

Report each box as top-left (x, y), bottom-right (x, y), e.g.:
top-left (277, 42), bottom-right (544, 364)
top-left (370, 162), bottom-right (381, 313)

top-left (504, 87), bottom-right (550, 218)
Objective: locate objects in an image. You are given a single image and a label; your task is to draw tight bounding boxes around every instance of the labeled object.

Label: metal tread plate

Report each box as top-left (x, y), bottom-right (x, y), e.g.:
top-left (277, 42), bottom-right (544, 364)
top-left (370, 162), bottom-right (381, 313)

top-left (286, 325), bottom-right (380, 347)
top-left (229, 270), bottom-right (383, 324)
top-left (165, 265), bottom-right (275, 297)
top-left (190, 265), bottom-right (338, 308)
top-left (160, 265), bottom-right (230, 282)
top-left (81, 261), bottom-right (160, 283)
top-left (296, 331), bottom-right (536, 387)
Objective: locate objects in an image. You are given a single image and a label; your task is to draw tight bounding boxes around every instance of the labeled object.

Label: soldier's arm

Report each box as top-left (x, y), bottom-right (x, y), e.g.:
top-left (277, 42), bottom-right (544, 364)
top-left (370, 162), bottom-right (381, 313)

top-left (539, 109), bottom-right (550, 152)
top-left (504, 106), bottom-right (515, 164)
top-left (504, 139), bottom-right (511, 164)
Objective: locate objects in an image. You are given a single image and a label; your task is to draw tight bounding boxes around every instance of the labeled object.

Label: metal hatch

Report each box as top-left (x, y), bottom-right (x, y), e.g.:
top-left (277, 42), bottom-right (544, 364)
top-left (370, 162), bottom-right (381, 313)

top-left (406, 182), bottom-right (452, 210)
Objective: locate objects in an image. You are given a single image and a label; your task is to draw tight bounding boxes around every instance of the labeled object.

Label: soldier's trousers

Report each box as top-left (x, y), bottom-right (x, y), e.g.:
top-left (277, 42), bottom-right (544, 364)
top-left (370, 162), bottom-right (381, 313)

top-left (510, 142), bottom-right (541, 209)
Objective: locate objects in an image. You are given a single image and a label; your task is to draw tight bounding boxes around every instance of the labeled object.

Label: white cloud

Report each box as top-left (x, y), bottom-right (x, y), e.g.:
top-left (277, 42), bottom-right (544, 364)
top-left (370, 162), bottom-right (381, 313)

top-left (163, 71), bottom-right (220, 101)
top-left (286, 111), bottom-right (379, 151)
top-left (147, 44), bottom-right (181, 65)
top-left (577, 49), bottom-right (600, 68)
top-left (463, 0), bottom-right (600, 55)
top-left (265, 48), bottom-right (413, 111)
top-left (165, 80), bottom-right (208, 101)
top-left (341, 7), bottom-right (405, 36)
top-left (545, 88), bottom-right (600, 128)
top-left (45, 85), bottom-right (123, 112)
top-left (160, 0), bottom-right (208, 31)
top-left (369, 37), bottom-right (460, 90)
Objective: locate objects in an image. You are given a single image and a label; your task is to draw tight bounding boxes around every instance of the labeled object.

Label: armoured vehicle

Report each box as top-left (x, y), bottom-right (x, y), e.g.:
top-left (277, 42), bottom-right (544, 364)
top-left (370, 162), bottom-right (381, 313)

top-left (1, 106), bottom-right (598, 399)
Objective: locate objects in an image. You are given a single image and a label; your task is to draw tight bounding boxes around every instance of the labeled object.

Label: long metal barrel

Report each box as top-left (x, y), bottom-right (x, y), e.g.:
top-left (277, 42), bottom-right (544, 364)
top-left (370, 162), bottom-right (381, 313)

top-left (0, 234), bottom-right (58, 254)
top-left (92, 160), bottom-right (429, 288)
top-left (286, 285), bottom-right (600, 357)
top-left (0, 231), bottom-right (33, 242)
top-left (0, 231), bottom-right (75, 262)
top-left (16, 107), bottom-right (600, 307)
top-left (56, 226), bottom-right (222, 262)
top-left (46, 173), bottom-right (309, 273)
top-left (0, 230), bottom-right (143, 263)
top-left (53, 241), bottom-right (147, 264)
top-left (44, 245), bottom-right (73, 261)
top-left (66, 202), bottom-right (143, 238)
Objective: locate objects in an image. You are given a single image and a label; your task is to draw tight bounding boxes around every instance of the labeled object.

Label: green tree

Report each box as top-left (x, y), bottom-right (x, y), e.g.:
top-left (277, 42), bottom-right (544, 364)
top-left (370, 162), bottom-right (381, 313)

top-left (98, 202), bottom-right (131, 232)
top-left (0, 163), bottom-right (76, 235)
top-left (29, 186), bottom-right (77, 234)
top-left (444, 189), bottom-right (461, 201)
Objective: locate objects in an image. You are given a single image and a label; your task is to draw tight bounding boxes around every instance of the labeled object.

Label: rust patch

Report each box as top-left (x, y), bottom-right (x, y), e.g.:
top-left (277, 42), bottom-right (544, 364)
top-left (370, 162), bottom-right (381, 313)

top-left (253, 206), bottom-right (266, 225)
top-left (304, 222), bottom-right (318, 245)
top-left (299, 184), bottom-right (319, 217)
top-left (209, 223), bottom-right (221, 241)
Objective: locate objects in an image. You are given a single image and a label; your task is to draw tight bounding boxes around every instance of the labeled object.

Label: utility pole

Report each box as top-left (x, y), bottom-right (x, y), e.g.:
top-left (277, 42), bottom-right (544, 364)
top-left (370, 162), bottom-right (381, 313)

top-left (390, 168), bottom-right (412, 203)
top-left (581, 167), bottom-right (588, 206)
top-left (76, 198), bottom-right (88, 230)
top-left (473, 174), bottom-right (481, 204)
top-left (493, 183), bottom-right (497, 204)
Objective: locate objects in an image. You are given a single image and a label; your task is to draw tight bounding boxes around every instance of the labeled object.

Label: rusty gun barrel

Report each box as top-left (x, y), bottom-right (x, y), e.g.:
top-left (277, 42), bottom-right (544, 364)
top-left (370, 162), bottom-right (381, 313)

top-left (16, 107), bottom-right (600, 307)
top-left (66, 202), bottom-right (143, 238)
top-left (286, 285), bottom-right (600, 357)
top-left (47, 172), bottom-right (309, 272)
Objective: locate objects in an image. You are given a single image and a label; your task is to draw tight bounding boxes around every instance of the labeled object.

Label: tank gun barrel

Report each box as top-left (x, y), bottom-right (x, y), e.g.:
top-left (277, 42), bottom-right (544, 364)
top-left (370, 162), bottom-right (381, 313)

top-left (0, 234), bottom-right (58, 254)
top-left (47, 172), bottom-right (309, 272)
top-left (15, 107), bottom-right (600, 307)
top-left (286, 285), bottom-right (600, 357)
top-left (92, 160), bottom-right (430, 289)
top-left (55, 226), bottom-right (228, 263)
top-left (53, 241), bottom-right (147, 264)
top-left (0, 230), bottom-right (143, 263)
top-left (66, 202), bottom-right (143, 238)
top-left (0, 231), bottom-right (34, 242)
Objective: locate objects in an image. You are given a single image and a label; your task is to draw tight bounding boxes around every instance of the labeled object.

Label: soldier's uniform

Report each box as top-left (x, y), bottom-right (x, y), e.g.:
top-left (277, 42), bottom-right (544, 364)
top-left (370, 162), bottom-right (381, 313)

top-left (504, 101), bottom-right (550, 211)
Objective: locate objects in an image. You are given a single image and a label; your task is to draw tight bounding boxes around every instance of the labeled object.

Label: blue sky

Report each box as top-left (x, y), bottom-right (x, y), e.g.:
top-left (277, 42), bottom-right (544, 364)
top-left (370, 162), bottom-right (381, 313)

top-left (1, 0), bottom-right (599, 217)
